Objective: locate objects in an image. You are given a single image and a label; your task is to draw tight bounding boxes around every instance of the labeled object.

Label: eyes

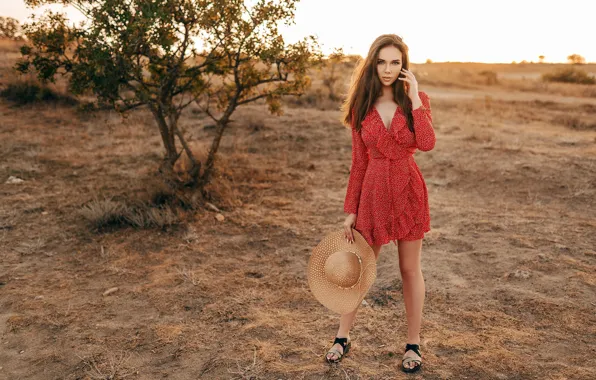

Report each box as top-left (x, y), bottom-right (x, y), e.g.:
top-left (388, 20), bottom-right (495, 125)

top-left (377, 60), bottom-right (401, 65)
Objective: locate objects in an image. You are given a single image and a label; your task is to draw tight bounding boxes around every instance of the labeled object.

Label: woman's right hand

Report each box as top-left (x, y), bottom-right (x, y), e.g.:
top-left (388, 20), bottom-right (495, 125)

top-left (343, 213), bottom-right (357, 243)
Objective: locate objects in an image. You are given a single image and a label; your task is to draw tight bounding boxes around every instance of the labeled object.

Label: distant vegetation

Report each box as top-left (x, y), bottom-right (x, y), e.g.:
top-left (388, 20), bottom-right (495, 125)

top-left (0, 80), bottom-right (77, 105)
top-left (0, 16), bottom-right (23, 40)
top-left (567, 54), bottom-right (586, 65)
top-left (542, 67), bottom-right (595, 85)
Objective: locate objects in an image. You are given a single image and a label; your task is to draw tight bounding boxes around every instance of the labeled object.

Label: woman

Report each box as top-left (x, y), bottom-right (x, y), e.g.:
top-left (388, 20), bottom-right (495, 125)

top-left (325, 34), bottom-right (435, 374)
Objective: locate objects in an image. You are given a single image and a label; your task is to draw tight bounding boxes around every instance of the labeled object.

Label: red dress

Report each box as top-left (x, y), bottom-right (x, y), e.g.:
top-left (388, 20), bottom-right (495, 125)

top-left (344, 91), bottom-right (436, 246)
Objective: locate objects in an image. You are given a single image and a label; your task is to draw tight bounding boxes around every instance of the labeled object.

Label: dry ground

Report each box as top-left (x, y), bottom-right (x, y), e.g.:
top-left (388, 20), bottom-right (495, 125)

top-left (1, 46), bottom-right (596, 379)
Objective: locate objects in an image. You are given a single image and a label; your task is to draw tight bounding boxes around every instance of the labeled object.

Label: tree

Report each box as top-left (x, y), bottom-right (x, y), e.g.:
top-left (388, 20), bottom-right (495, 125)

top-left (567, 54), bottom-right (586, 65)
top-left (538, 55), bottom-right (545, 63)
top-left (0, 16), bottom-right (23, 40)
top-left (320, 48), bottom-right (344, 101)
top-left (17, 0), bottom-right (321, 197)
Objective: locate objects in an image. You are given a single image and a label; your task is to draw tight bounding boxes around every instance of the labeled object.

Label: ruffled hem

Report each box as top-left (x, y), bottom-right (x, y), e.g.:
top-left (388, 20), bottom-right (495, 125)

top-left (357, 214), bottom-right (430, 247)
top-left (355, 169), bottom-right (430, 246)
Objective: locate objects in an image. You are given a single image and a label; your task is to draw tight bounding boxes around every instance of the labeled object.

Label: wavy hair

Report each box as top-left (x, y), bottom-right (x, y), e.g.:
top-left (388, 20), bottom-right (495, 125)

top-left (341, 34), bottom-right (414, 133)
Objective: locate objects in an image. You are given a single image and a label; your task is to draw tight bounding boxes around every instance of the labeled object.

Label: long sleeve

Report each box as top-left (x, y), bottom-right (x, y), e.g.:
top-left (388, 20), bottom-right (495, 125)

top-left (412, 91), bottom-right (435, 151)
top-left (376, 91), bottom-right (436, 157)
top-left (344, 126), bottom-right (369, 214)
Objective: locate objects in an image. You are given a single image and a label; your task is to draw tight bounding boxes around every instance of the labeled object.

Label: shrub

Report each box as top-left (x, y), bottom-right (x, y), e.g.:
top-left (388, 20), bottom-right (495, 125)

top-left (0, 81), bottom-right (77, 105)
top-left (542, 68), bottom-right (595, 85)
top-left (79, 198), bottom-right (128, 229)
top-left (479, 70), bottom-right (498, 85)
top-left (79, 197), bottom-right (181, 230)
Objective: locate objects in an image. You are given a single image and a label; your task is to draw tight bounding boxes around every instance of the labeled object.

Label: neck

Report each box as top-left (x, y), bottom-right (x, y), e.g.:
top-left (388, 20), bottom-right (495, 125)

top-left (380, 85), bottom-right (393, 99)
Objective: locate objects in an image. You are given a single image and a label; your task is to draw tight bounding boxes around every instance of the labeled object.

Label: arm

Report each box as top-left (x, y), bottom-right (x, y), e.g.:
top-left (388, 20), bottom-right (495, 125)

top-left (412, 91), bottom-right (435, 151)
top-left (376, 91), bottom-right (436, 157)
top-left (344, 125), bottom-right (369, 214)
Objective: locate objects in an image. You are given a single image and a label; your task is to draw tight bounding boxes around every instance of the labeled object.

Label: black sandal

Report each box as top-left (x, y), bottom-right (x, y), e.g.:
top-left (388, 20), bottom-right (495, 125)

top-left (401, 343), bottom-right (422, 373)
top-left (325, 337), bottom-right (351, 363)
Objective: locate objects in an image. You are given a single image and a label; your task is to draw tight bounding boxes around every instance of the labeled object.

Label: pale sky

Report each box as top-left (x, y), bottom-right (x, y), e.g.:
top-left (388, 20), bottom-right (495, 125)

top-left (2, 0), bottom-right (595, 63)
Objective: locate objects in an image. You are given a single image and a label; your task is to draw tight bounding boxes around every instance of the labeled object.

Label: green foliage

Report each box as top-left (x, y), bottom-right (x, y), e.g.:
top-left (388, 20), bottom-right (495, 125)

top-left (18, 0), bottom-right (321, 190)
top-left (542, 68), bottom-right (595, 85)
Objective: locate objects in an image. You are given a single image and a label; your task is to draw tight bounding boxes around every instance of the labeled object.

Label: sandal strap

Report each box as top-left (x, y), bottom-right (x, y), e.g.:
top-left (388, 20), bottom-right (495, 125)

top-left (402, 357), bottom-right (422, 364)
top-left (333, 337), bottom-right (349, 349)
top-left (327, 348), bottom-right (343, 357)
top-left (405, 343), bottom-right (421, 357)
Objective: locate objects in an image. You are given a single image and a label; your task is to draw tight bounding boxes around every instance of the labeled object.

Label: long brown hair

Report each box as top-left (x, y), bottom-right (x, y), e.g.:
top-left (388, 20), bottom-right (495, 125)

top-left (341, 34), bottom-right (414, 133)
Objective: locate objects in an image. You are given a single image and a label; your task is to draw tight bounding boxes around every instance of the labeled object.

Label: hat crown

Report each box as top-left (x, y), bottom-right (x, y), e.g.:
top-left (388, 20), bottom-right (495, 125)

top-left (324, 250), bottom-right (362, 288)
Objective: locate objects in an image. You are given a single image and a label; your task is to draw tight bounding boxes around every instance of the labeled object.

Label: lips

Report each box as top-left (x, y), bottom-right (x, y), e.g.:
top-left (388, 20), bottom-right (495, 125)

top-left (382, 77), bottom-right (392, 81)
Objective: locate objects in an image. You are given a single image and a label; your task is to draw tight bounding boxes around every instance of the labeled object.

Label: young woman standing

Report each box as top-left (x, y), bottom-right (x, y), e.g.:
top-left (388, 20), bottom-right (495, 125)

top-left (326, 34), bottom-right (435, 374)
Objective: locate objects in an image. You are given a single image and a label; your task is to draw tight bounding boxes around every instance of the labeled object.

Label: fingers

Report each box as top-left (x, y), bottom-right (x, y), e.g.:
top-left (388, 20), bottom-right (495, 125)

top-left (400, 68), bottom-right (416, 82)
top-left (344, 224), bottom-right (354, 244)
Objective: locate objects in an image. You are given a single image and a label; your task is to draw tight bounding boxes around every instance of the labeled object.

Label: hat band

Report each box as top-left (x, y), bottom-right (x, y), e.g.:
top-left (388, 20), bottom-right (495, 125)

top-left (335, 251), bottom-right (364, 290)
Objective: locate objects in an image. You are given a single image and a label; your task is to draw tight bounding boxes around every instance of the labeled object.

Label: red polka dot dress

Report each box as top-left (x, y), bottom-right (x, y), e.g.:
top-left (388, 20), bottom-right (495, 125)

top-left (344, 91), bottom-right (436, 246)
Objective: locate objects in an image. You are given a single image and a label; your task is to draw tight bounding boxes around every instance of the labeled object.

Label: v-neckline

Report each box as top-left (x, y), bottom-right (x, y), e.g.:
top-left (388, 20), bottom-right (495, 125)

top-left (373, 105), bottom-right (399, 132)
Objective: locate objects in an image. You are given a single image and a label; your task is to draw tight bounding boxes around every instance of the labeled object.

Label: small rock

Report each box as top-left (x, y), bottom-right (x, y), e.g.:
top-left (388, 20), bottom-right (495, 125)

top-left (5, 176), bottom-right (24, 184)
top-left (41, 211), bottom-right (48, 215)
top-left (103, 287), bottom-right (119, 296)
top-left (361, 299), bottom-right (369, 306)
top-left (509, 269), bottom-right (531, 279)
top-left (206, 202), bottom-right (221, 213)
top-left (215, 213), bottom-right (225, 222)
top-left (34, 295), bottom-right (44, 300)
top-left (19, 350), bottom-right (24, 354)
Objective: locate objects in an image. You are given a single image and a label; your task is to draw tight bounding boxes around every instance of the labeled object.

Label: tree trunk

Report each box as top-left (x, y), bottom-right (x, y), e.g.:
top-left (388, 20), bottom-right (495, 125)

top-left (199, 96), bottom-right (238, 189)
top-left (152, 109), bottom-right (178, 165)
top-left (199, 119), bottom-right (227, 189)
top-left (151, 108), bottom-right (180, 188)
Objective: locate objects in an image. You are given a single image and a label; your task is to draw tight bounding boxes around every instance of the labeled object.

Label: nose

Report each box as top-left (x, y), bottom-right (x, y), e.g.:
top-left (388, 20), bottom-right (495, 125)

top-left (384, 64), bottom-right (391, 74)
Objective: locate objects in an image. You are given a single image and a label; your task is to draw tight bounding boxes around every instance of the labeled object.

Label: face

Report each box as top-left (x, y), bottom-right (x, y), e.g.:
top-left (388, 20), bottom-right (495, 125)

top-left (376, 45), bottom-right (403, 87)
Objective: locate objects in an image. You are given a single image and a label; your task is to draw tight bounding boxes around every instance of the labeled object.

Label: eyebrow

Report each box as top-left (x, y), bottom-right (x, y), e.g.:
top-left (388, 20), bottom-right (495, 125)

top-left (377, 59), bottom-right (401, 62)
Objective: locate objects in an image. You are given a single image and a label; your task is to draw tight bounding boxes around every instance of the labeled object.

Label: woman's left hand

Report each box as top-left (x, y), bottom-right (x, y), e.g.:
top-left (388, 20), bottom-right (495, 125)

top-left (399, 68), bottom-right (419, 100)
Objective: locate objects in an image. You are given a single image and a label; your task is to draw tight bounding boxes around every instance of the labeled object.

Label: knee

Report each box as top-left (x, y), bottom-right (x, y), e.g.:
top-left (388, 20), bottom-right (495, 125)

top-left (399, 266), bottom-right (422, 280)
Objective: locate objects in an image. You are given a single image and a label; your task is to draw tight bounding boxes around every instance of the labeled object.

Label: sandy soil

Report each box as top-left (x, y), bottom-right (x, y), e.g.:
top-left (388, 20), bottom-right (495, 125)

top-left (1, 61), bottom-right (595, 379)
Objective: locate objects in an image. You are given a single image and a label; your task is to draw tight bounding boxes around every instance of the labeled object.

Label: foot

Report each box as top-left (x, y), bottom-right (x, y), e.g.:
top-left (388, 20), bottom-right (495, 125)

top-left (325, 337), bottom-right (351, 363)
top-left (401, 343), bottom-right (422, 373)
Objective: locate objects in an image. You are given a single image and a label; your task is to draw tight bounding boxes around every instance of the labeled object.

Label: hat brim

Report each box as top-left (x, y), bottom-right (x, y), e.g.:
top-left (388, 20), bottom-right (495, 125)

top-left (308, 229), bottom-right (377, 314)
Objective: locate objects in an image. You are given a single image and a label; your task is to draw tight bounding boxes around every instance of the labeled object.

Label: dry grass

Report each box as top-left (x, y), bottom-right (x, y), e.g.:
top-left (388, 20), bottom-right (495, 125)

top-left (1, 38), bottom-right (595, 380)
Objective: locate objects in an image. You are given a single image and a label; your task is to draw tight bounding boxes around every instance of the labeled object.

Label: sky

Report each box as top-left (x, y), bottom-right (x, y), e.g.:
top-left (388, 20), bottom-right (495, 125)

top-left (2, 0), bottom-right (595, 63)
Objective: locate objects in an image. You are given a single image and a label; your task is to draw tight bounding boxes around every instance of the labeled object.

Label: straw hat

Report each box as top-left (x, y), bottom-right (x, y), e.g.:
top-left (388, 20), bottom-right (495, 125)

top-left (308, 229), bottom-right (377, 314)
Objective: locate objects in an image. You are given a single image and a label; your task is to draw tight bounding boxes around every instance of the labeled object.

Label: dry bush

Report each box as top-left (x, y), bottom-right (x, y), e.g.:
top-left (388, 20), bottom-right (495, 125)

top-left (79, 197), bottom-right (182, 231)
top-left (79, 198), bottom-right (128, 228)
top-left (542, 67), bottom-right (596, 85)
top-left (552, 114), bottom-right (596, 130)
top-left (124, 204), bottom-right (180, 228)
top-left (284, 86), bottom-right (342, 110)
top-left (0, 79), bottom-right (77, 105)
top-left (479, 70), bottom-right (499, 85)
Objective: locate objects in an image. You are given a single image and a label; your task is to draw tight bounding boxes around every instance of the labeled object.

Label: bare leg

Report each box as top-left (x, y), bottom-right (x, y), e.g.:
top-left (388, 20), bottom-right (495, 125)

top-left (326, 243), bottom-right (382, 361)
top-left (397, 238), bottom-right (425, 369)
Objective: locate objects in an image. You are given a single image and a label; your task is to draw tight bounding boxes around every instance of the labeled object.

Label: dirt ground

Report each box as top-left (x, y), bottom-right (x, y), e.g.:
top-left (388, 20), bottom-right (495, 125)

top-left (1, 55), bottom-right (596, 379)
